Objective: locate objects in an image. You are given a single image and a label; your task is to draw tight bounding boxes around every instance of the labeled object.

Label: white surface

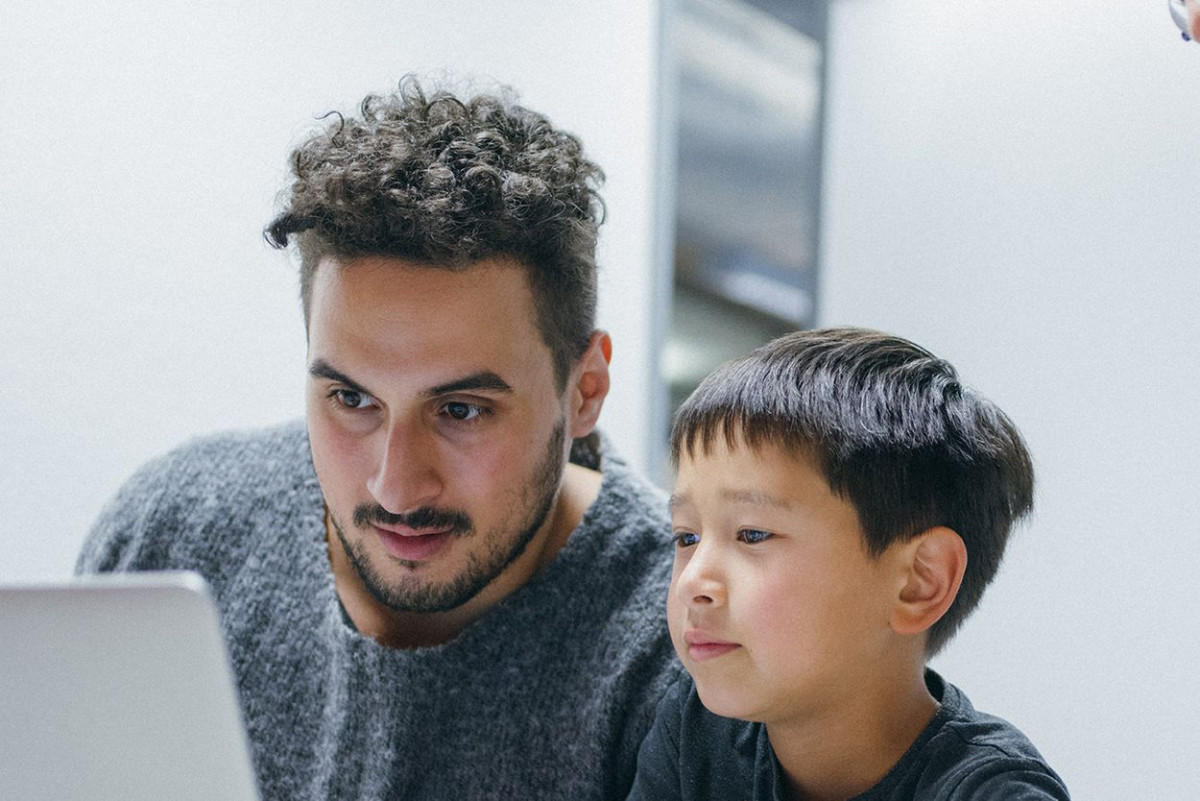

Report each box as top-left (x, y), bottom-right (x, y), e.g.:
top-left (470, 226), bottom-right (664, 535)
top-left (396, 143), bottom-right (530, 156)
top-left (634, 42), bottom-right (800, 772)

top-left (0, 572), bottom-right (260, 801)
top-left (0, 0), bottom-right (665, 580)
top-left (820, 1), bottom-right (1200, 798)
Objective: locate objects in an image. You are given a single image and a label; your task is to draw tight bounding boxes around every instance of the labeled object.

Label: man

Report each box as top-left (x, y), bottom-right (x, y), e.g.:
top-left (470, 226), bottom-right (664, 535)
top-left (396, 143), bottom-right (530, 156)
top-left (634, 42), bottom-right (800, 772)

top-left (78, 77), bottom-right (680, 800)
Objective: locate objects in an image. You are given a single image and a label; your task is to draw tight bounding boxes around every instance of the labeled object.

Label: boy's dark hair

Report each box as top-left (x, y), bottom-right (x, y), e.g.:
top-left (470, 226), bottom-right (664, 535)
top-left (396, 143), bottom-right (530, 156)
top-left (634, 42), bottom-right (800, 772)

top-left (670, 327), bottom-right (1034, 655)
top-left (264, 75), bottom-right (605, 390)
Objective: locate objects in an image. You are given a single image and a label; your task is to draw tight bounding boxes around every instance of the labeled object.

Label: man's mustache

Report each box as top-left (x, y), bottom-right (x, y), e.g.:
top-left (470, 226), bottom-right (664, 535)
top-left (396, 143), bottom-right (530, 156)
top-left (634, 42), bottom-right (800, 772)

top-left (353, 503), bottom-right (472, 536)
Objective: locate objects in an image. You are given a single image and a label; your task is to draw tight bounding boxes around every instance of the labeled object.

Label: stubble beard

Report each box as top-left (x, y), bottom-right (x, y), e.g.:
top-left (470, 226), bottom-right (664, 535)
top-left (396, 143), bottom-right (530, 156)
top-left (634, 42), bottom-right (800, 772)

top-left (330, 419), bottom-right (566, 613)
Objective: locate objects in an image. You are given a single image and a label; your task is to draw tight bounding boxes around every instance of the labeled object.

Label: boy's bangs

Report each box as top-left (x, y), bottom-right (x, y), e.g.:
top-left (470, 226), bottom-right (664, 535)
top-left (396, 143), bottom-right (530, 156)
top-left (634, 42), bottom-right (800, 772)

top-left (670, 356), bottom-right (819, 466)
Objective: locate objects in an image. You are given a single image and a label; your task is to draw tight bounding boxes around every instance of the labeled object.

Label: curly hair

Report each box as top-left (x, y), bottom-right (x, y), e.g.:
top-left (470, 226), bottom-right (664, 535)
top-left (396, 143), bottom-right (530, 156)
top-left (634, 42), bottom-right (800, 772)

top-left (265, 76), bottom-right (605, 389)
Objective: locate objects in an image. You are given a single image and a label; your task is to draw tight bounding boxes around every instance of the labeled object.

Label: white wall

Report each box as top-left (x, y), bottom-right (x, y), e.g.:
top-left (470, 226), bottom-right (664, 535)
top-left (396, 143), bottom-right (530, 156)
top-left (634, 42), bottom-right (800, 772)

top-left (821, 1), bottom-right (1200, 798)
top-left (0, 0), bottom-right (665, 581)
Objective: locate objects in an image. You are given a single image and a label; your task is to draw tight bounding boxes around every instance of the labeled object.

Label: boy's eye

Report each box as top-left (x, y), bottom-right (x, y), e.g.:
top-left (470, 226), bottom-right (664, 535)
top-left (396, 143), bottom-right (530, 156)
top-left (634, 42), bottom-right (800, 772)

top-left (737, 529), bottom-right (773, 545)
top-left (672, 531), bottom-right (700, 548)
top-left (443, 401), bottom-right (485, 421)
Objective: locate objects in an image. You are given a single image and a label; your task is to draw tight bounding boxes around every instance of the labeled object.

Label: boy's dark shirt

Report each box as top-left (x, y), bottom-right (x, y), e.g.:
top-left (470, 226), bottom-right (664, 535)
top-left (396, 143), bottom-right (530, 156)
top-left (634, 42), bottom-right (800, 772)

top-left (628, 669), bottom-right (1070, 801)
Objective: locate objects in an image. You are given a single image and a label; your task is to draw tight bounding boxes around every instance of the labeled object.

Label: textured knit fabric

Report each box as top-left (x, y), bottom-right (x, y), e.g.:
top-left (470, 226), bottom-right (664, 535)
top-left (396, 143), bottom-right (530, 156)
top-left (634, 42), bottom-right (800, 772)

top-left (77, 421), bottom-right (683, 801)
top-left (628, 670), bottom-right (1070, 801)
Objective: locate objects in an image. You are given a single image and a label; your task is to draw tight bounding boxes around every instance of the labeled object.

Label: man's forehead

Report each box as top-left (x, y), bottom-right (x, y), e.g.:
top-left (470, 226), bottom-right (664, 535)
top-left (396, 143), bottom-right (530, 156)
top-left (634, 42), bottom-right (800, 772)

top-left (304, 254), bottom-right (560, 397)
top-left (310, 255), bottom-right (536, 329)
top-left (313, 253), bottom-right (531, 288)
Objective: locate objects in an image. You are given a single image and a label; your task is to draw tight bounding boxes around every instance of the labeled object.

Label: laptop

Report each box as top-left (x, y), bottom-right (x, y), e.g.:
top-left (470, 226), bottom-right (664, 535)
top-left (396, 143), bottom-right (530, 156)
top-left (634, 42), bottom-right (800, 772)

top-left (0, 571), bottom-right (261, 801)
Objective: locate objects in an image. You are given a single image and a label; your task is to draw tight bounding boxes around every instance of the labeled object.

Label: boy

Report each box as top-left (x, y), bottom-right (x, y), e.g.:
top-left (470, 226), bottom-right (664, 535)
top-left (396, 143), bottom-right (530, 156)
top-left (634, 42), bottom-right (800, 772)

top-left (629, 328), bottom-right (1069, 800)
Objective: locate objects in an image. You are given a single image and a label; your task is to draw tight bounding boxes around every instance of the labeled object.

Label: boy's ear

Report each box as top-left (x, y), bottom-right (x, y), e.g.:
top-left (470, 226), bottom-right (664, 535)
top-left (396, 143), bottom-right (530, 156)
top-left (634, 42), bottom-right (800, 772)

top-left (890, 526), bottom-right (967, 637)
top-left (568, 330), bottom-right (612, 439)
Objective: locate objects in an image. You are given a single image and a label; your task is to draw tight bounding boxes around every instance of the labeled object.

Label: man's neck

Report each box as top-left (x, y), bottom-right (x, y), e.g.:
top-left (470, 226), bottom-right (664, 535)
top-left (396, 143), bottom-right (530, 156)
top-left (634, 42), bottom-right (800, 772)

top-left (327, 462), bottom-right (603, 649)
top-left (767, 664), bottom-right (938, 801)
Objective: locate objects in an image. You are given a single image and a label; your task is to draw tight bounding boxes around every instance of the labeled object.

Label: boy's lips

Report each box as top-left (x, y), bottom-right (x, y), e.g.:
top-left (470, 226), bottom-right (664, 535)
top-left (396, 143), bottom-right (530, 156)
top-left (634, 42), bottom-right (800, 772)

top-left (371, 523), bottom-right (454, 562)
top-left (683, 630), bottom-right (741, 662)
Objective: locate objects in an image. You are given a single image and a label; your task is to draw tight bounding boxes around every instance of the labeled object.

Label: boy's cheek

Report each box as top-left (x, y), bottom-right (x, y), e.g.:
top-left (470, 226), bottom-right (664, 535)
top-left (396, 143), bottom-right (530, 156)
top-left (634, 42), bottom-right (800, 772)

top-left (664, 591), bottom-right (687, 651)
top-left (664, 585), bottom-right (681, 627)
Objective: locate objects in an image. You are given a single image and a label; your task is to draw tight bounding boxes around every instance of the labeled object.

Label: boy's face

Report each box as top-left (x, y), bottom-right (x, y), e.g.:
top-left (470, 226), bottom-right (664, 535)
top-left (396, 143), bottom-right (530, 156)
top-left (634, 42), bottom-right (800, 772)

top-left (668, 437), bottom-right (908, 727)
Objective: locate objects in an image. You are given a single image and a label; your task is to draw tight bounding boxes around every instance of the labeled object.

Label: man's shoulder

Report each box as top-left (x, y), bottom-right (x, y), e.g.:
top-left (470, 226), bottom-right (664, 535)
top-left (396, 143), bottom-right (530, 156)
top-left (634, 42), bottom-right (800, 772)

top-left (122, 420), bottom-right (311, 498)
top-left (77, 421), bottom-right (317, 574)
top-left (578, 450), bottom-right (672, 596)
top-left (153, 419), bottom-right (310, 475)
top-left (588, 435), bottom-right (670, 537)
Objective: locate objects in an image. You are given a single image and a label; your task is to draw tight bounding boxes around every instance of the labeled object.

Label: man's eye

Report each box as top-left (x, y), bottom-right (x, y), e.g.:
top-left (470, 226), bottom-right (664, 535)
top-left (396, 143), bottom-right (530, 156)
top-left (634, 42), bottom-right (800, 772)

top-left (443, 401), bottom-right (484, 421)
top-left (332, 389), bottom-right (374, 410)
top-left (737, 529), bottom-right (772, 545)
top-left (671, 531), bottom-right (700, 548)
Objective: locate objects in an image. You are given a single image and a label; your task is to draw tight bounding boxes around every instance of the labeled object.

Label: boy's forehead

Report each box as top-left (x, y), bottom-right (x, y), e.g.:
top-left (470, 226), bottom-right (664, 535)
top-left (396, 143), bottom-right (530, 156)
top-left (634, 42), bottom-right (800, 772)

top-left (678, 433), bottom-right (822, 475)
top-left (671, 443), bottom-right (818, 514)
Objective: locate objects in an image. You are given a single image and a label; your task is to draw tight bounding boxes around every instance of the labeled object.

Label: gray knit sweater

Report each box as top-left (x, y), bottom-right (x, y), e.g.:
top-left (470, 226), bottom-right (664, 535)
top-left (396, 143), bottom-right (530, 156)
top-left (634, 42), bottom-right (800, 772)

top-left (77, 421), bottom-right (682, 800)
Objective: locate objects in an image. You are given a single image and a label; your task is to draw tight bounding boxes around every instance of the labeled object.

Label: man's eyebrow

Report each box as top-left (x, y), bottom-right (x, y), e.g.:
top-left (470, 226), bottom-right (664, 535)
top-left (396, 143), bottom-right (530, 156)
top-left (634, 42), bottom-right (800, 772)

top-left (427, 371), bottom-right (514, 397)
top-left (308, 359), bottom-right (369, 394)
top-left (308, 362), bottom-right (513, 398)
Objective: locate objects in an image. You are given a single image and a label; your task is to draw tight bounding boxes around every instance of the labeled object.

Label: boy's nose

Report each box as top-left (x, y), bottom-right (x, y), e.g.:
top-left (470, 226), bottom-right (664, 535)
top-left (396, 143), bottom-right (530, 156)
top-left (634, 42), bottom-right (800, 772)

top-left (673, 547), bottom-right (726, 608)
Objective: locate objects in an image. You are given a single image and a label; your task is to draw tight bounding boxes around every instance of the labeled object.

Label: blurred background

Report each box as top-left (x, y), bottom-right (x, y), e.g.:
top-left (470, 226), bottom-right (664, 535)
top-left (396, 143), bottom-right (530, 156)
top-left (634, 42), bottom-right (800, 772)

top-left (2, 1), bottom-right (1198, 797)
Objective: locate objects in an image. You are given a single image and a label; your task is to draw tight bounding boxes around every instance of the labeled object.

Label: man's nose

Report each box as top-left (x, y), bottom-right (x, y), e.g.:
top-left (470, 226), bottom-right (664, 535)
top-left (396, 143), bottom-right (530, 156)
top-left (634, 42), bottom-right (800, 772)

top-left (365, 420), bottom-right (444, 514)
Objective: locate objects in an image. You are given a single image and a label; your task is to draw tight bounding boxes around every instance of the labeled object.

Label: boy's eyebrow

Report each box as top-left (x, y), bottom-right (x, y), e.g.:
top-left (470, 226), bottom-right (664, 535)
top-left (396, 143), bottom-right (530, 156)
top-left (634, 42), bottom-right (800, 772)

top-left (719, 488), bottom-right (795, 510)
top-left (667, 493), bottom-right (693, 517)
top-left (668, 489), bottom-right (794, 514)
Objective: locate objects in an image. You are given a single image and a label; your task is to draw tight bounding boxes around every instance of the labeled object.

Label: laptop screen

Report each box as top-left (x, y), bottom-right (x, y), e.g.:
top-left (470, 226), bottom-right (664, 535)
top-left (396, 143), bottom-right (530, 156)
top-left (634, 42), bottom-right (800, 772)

top-left (0, 572), bottom-right (261, 801)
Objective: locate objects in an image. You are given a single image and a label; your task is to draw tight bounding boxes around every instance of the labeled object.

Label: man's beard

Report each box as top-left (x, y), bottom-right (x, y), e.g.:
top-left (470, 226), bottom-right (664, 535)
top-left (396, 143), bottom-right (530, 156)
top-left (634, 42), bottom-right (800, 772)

top-left (330, 419), bottom-right (566, 613)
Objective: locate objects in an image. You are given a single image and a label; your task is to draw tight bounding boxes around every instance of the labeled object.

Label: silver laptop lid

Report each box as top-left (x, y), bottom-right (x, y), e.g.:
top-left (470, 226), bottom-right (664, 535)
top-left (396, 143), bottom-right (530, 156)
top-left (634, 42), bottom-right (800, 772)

top-left (0, 571), bottom-right (260, 801)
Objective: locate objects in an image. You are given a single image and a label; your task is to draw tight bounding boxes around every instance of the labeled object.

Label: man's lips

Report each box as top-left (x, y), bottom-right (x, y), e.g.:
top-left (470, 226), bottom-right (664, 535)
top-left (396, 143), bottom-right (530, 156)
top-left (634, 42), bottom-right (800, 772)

top-left (682, 630), bottom-right (741, 661)
top-left (371, 523), bottom-right (454, 562)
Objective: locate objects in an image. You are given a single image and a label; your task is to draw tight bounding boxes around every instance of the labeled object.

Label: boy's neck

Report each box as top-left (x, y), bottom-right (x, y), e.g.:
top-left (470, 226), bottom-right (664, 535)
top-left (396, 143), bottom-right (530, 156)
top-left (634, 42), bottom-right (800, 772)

top-left (767, 663), bottom-right (938, 801)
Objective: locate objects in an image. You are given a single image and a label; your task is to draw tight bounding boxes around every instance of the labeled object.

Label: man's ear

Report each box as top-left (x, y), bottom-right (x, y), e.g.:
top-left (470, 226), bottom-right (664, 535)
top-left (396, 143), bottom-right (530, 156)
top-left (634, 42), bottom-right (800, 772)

top-left (890, 526), bottom-right (967, 637)
top-left (568, 330), bottom-right (612, 439)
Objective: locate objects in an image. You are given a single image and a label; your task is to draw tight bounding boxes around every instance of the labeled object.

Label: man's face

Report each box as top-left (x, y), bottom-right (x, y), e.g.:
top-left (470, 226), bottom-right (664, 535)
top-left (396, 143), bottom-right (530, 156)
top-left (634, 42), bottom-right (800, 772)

top-left (305, 256), bottom-right (571, 613)
top-left (668, 437), bottom-right (907, 729)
